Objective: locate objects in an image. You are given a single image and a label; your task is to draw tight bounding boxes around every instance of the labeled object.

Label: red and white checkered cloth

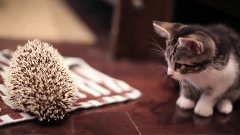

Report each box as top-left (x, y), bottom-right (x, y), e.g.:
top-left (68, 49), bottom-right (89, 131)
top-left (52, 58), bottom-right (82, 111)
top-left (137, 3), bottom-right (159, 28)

top-left (0, 50), bottom-right (141, 126)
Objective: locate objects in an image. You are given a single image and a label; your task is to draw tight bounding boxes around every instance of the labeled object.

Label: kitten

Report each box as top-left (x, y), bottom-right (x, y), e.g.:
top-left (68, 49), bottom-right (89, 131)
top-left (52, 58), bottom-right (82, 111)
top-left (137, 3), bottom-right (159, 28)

top-left (153, 21), bottom-right (240, 117)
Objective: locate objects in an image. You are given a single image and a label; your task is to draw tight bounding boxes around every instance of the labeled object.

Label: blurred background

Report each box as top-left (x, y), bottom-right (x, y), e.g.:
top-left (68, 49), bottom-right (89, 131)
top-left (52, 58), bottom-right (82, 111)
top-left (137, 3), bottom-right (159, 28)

top-left (2, 1), bottom-right (240, 133)
top-left (0, 0), bottom-right (240, 61)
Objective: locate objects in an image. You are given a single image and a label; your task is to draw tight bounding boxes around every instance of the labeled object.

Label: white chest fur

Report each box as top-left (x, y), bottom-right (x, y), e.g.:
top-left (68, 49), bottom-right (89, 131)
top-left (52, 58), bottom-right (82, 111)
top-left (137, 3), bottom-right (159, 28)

top-left (186, 55), bottom-right (238, 90)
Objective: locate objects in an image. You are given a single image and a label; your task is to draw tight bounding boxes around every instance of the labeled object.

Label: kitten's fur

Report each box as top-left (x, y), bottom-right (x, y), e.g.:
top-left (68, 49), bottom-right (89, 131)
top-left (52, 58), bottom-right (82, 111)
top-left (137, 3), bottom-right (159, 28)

top-left (153, 21), bottom-right (240, 117)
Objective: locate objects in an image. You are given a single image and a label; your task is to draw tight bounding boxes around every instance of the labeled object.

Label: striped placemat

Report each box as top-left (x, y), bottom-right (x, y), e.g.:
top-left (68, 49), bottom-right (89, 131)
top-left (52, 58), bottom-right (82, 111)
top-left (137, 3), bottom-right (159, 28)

top-left (0, 49), bottom-right (141, 126)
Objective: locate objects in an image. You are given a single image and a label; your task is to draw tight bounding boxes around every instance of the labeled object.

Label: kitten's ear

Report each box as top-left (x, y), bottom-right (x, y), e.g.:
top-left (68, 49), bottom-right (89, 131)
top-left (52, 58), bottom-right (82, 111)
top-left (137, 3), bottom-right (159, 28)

top-left (178, 37), bottom-right (204, 54)
top-left (153, 21), bottom-right (186, 39)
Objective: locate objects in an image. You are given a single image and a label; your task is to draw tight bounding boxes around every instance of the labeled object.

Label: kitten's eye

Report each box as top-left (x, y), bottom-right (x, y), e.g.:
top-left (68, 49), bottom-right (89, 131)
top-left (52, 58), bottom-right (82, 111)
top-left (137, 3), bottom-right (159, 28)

top-left (175, 63), bottom-right (182, 69)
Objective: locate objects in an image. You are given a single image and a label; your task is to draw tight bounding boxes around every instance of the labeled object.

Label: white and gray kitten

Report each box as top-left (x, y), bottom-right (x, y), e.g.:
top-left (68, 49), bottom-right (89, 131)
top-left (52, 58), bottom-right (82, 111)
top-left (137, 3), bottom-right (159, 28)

top-left (153, 21), bottom-right (240, 117)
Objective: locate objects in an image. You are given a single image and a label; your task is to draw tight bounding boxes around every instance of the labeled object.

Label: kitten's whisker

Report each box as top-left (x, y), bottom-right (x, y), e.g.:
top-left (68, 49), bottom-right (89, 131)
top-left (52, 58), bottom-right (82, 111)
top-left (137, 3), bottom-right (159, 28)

top-left (147, 42), bottom-right (165, 53)
top-left (181, 80), bottom-right (191, 98)
top-left (182, 80), bottom-right (189, 91)
top-left (191, 73), bottom-right (201, 82)
top-left (150, 36), bottom-right (163, 48)
top-left (163, 74), bottom-right (169, 82)
top-left (150, 48), bottom-right (165, 56)
top-left (183, 80), bottom-right (199, 99)
top-left (154, 67), bottom-right (167, 77)
top-left (179, 81), bottom-right (183, 91)
top-left (203, 70), bottom-right (218, 80)
top-left (183, 80), bottom-right (198, 99)
top-left (148, 36), bottom-right (165, 52)
top-left (179, 80), bottom-right (185, 90)
top-left (202, 71), bottom-right (211, 80)
top-left (159, 64), bottom-right (167, 71)
top-left (151, 48), bottom-right (165, 53)
top-left (155, 65), bottom-right (167, 77)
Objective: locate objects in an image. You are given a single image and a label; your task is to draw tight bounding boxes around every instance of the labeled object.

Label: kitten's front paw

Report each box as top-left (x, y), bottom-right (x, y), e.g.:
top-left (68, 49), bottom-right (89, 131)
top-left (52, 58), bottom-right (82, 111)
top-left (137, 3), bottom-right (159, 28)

top-left (194, 102), bottom-right (213, 117)
top-left (217, 99), bottom-right (233, 114)
top-left (176, 96), bottom-right (195, 109)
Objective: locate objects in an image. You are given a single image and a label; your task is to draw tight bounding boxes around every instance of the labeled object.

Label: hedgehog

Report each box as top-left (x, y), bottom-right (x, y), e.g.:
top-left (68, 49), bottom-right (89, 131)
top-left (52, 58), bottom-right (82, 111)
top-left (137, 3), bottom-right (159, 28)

top-left (5, 39), bottom-right (77, 121)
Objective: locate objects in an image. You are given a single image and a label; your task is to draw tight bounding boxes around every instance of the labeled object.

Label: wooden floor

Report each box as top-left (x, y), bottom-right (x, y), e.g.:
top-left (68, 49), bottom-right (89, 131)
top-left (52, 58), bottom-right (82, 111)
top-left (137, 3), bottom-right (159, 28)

top-left (1, 40), bottom-right (240, 135)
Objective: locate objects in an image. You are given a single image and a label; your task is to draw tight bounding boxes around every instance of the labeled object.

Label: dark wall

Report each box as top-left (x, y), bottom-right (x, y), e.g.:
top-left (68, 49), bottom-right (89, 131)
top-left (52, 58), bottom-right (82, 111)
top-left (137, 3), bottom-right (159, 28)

top-left (174, 0), bottom-right (240, 32)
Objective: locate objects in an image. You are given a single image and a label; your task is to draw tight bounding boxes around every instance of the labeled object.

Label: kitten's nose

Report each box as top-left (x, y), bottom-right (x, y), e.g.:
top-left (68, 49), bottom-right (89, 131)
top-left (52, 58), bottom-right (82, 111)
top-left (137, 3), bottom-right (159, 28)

top-left (167, 68), bottom-right (174, 76)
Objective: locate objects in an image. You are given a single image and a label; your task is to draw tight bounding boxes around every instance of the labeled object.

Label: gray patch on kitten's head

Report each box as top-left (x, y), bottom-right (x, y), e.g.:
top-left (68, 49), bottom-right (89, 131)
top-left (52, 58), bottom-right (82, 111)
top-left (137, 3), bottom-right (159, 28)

top-left (153, 21), bottom-right (216, 76)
